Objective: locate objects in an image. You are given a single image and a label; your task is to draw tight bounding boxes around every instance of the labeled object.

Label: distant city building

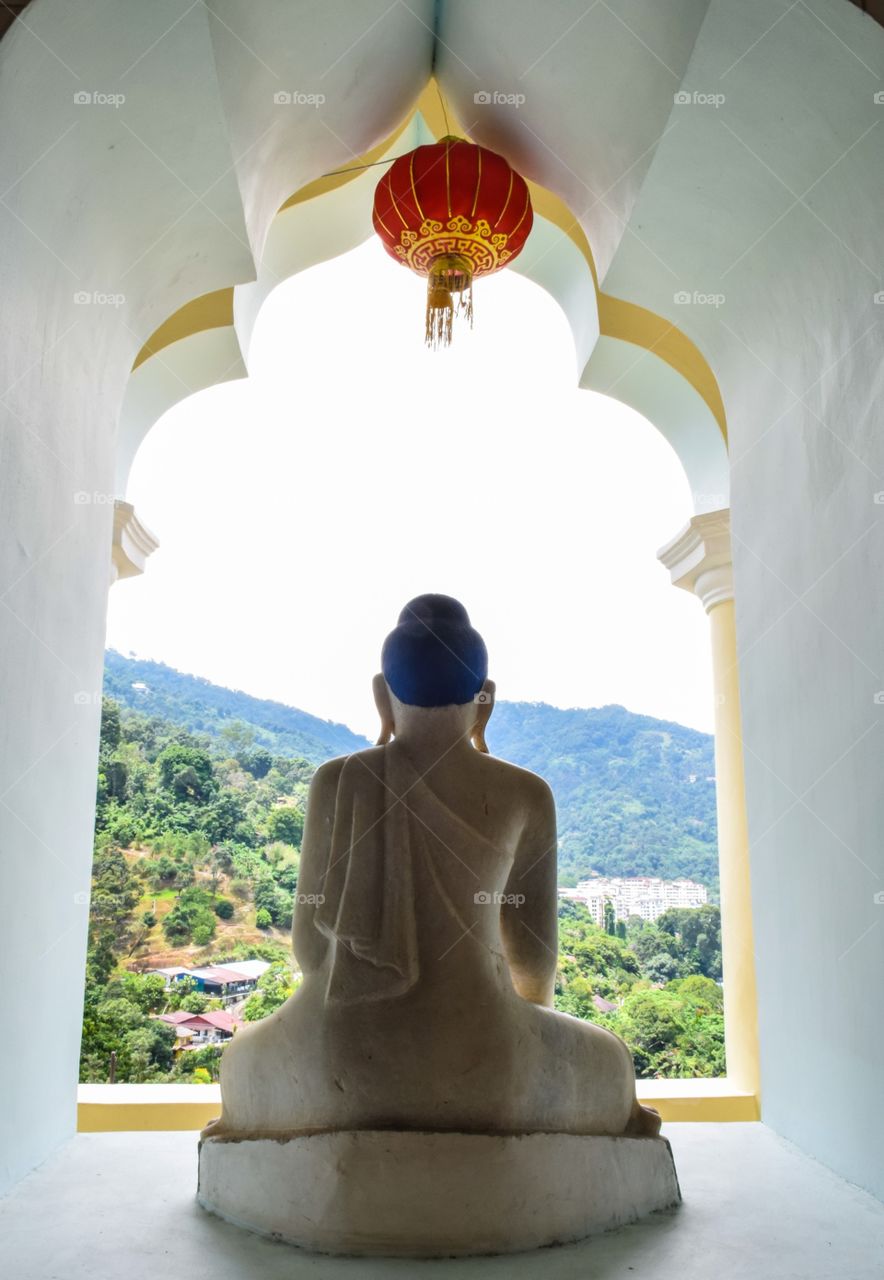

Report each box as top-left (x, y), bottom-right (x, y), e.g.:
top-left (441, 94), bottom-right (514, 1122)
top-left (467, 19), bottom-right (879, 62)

top-left (558, 876), bottom-right (709, 926)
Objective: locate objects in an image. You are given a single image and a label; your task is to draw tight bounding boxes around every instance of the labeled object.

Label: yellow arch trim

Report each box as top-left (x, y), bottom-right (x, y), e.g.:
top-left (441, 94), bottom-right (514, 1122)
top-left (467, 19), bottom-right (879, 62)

top-left (132, 288), bottom-right (233, 371)
top-left (130, 77), bottom-right (728, 447)
top-left (598, 295), bottom-right (727, 442)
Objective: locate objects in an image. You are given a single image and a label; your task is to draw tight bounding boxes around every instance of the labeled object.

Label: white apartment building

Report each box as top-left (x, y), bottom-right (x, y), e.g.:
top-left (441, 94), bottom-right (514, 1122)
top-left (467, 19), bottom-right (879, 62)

top-left (559, 877), bottom-right (709, 925)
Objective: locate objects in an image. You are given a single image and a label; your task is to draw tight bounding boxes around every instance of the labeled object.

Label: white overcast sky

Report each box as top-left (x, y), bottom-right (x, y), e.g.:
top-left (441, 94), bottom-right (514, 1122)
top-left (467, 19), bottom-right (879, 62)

top-left (106, 237), bottom-right (714, 742)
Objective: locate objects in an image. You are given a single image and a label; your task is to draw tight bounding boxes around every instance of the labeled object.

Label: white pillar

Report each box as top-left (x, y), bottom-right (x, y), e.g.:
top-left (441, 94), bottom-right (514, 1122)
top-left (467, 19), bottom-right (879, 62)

top-left (658, 510), bottom-right (760, 1101)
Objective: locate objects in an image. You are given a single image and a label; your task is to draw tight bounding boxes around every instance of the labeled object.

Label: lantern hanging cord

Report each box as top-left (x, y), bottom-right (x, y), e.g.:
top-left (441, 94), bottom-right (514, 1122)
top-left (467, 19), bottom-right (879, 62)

top-left (318, 152), bottom-right (414, 179)
top-left (318, 94), bottom-right (457, 180)
top-left (436, 82), bottom-right (451, 137)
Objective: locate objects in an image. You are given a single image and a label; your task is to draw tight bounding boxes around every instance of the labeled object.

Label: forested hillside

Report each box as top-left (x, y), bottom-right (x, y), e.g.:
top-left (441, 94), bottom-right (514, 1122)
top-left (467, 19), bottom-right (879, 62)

top-left (84, 693), bottom-right (724, 1083)
top-left (104, 650), bottom-right (370, 763)
top-left (488, 702), bottom-right (717, 887)
top-left (104, 652), bottom-right (718, 888)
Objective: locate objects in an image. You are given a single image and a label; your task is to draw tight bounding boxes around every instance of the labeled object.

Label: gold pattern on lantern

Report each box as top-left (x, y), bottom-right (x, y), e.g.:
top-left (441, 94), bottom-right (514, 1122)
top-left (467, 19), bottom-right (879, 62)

top-left (394, 215), bottom-right (512, 280)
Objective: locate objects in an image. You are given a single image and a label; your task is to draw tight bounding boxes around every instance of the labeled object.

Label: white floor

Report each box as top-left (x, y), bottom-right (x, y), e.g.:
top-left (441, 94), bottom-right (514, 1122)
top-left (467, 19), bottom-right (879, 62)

top-left (2, 1124), bottom-right (883, 1278)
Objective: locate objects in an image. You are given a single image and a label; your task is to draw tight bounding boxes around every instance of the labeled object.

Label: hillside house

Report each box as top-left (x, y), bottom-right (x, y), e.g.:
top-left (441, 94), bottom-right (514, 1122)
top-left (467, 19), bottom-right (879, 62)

top-left (155, 1009), bottom-right (241, 1050)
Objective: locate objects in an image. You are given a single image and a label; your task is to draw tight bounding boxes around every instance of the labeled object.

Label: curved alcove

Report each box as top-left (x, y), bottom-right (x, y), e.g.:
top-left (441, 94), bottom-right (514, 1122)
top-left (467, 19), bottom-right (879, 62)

top-left (119, 84), bottom-right (728, 511)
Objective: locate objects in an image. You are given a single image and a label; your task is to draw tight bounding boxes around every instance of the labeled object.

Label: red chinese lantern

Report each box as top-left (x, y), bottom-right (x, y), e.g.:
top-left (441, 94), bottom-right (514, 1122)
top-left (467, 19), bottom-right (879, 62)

top-left (373, 136), bottom-right (533, 347)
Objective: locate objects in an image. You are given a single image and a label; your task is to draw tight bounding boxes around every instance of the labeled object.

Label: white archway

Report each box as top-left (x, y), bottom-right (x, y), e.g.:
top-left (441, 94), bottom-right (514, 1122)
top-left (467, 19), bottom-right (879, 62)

top-left (118, 106), bottom-right (728, 514)
top-left (1, 0), bottom-right (881, 1206)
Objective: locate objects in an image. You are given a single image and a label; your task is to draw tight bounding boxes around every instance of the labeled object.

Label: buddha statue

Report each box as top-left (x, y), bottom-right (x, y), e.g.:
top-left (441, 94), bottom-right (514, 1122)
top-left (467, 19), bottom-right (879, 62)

top-left (198, 595), bottom-right (678, 1255)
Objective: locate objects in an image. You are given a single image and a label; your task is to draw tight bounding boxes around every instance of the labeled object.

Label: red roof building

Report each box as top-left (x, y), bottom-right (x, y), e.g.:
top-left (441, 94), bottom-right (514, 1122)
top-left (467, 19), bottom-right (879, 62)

top-left (155, 1009), bottom-right (241, 1047)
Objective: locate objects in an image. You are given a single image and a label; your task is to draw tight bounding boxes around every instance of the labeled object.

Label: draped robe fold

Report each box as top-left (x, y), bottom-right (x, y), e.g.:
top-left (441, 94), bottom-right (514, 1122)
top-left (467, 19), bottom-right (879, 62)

top-left (314, 748), bottom-right (496, 1004)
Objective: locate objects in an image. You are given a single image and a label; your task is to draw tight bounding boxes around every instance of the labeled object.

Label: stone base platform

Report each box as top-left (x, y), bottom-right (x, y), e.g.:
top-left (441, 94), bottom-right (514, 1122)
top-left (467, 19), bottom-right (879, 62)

top-left (197, 1129), bottom-right (681, 1257)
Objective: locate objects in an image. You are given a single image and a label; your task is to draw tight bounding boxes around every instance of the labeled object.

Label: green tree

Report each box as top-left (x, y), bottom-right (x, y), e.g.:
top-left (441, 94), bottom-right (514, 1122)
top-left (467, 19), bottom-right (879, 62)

top-left (615, 988), bottom-right (683, 1076)
top-left (87, 844), bottom-right (143, 980)
top-left (203, 792), bottom-right (254, 844)
top-left (644, 951), bottom-right (680, 984)
top-left (628, 923), bottom-right (682, 974)
top-left (242, 963), bottom-right (298, 1020)
top-left (80, 994), bottom-right (176, 1083)
top-left (162, 887), bottom-right (217, 945)
top-left (156, 744), bottom-right (216, 802)
top-left (555, 900), bottom-right (725, 1079)
top-left (253, 874), bottom-right (293, 928)
top-left (240, 746), bottom-right (273, 779)
top-left (603, 899), bottom-right (616, 935)
top-left (164, 976), bottom-right (198, 1011)
top-left (274, 860), bottom-right (300, 894)
top-left (218, 721), bottom-right (256, 757)
top-left (191, 913), bottom-right (216, 946)
top-left (173, 1045), bottom-right (223, 1082)
top-left (266, 806), bottom-right (304, 847)
top-left (657, 905), bottom-right (722, 981)
top-left (99, 696), bottom-right (122, 751)
top-left (180, 992), bottom-right (209, 1013)
top-left (118, 972), bottom-right (167, 1014)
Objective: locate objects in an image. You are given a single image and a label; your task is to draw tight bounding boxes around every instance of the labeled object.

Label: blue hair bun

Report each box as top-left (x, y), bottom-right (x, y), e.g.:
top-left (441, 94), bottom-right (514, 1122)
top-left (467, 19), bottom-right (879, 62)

top-left (382, 594), bottom-right (488, 708)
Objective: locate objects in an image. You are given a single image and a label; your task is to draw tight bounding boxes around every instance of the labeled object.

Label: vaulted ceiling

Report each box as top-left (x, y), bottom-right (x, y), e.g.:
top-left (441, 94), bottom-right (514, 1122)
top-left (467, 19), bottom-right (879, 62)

top-left (0, 0), bottom-right (872, 41)
top-left (0, 1), bottom-right (881, 46)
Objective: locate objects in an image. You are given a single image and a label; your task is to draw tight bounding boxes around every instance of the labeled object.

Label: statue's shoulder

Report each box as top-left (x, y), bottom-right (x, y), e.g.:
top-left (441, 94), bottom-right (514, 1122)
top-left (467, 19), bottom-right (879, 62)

top-left (478, 750), bottom-right (555, 809)
top-left (310, 746), bottom-right (384, 792)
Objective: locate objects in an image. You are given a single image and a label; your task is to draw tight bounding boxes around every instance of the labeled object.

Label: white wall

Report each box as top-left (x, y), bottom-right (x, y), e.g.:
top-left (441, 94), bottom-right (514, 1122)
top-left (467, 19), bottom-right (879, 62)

top-left (586, 0), bottom-right (884, 1197)
top-left (0, 0), bottom-right (434, 1196)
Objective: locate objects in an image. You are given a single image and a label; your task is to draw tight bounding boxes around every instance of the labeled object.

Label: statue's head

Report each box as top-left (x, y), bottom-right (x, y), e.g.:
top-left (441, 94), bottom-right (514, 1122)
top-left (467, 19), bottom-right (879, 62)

top-left (374, 594), bottom-right (495, 751)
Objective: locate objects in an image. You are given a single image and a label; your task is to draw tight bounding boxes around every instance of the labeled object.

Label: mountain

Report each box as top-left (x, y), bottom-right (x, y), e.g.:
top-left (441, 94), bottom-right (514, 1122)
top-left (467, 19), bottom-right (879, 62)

top-left (102, 653), bottom-right (718, 888)
top-left (487, 702), bottom-right (717, 889)
top-left (103, 650), bottom-right (370, 764)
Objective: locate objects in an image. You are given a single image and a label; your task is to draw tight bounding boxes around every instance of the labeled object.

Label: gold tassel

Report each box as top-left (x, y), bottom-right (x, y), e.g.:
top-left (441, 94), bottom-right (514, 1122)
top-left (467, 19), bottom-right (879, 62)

top-left (425, 253), bottom-right (474, 349)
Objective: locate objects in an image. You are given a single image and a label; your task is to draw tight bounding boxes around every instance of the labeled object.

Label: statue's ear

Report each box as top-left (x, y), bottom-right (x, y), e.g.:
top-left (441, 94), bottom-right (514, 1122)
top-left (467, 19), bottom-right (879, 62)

top-left (472, 678), bottom-right (495, 753)
top-left (373, 673), bottom-right (394, 745)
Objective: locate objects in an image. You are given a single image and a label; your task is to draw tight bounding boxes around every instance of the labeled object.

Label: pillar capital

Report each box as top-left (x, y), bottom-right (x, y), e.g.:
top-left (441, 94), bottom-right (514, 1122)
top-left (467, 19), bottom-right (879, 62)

top-left (657, 508), bottom-right (732, 613)
top-left (111, 500), bottom-right (159, 584)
